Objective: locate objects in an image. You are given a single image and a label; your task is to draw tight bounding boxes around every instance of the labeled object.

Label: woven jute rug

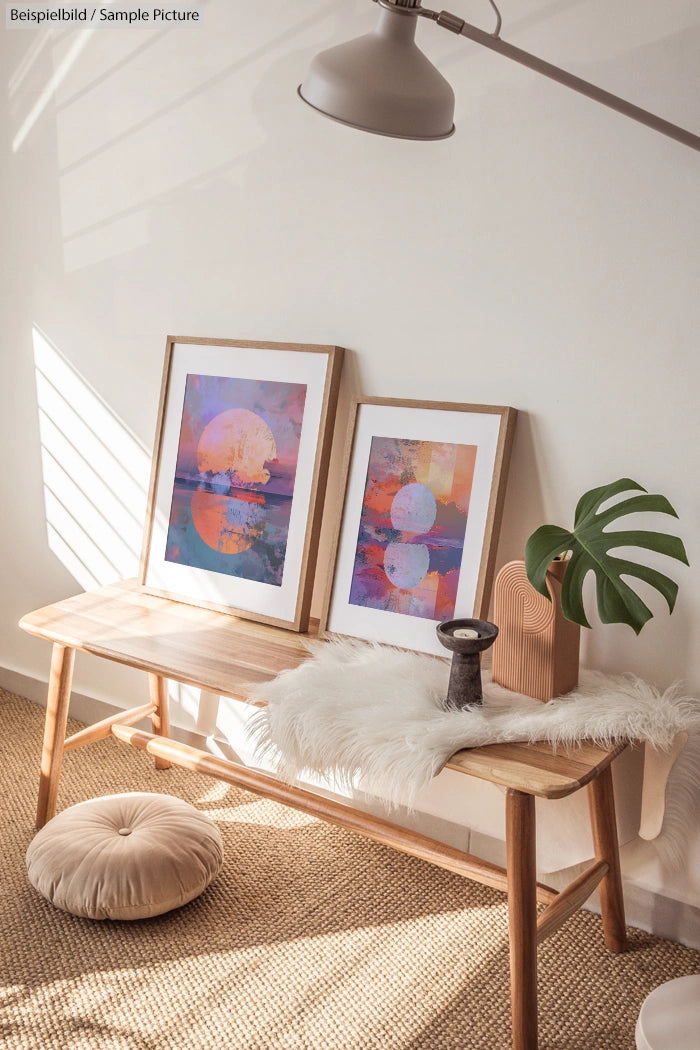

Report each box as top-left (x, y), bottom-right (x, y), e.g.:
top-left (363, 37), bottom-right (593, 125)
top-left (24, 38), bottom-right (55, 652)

top-left (1, 688), bottom-right (698, 1050)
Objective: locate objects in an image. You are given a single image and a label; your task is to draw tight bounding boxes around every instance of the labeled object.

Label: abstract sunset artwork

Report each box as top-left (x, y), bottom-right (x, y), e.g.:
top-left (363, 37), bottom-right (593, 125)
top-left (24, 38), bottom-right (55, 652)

top-left (165, 373), bottom-right (307, 586)
top-left (349, 436), bottom-right (477, 622)
top-left (141, 338), bottom-right (343, 628)
top-left (322, 398), bottom-right (515, 653)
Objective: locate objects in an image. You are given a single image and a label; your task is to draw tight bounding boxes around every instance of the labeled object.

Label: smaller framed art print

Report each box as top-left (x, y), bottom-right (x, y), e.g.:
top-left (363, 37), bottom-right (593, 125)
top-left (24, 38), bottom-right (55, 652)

top-left (140, 336), bottom-right (343, 631)
top-left (321, 397), bottom-right (516, 656)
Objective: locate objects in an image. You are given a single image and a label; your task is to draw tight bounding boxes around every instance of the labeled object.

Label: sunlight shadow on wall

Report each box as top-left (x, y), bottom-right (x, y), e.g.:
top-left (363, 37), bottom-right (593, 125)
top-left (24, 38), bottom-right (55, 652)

top-left (8, 5), bottom-right (331, 270)
top-left (8, 25), bottom-right (53, 100)
top-left (33, 325), bottom-right (210, 723)
top-left (12, 29), bottom-right (95, 153)
top-left (32, 325), bottom-right (150, 590)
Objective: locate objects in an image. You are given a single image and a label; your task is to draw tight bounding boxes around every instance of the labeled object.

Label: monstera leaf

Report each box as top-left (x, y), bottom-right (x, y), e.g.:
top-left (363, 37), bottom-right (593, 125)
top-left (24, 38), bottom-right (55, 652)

top-left (524, 479), bottom-right (689, 634)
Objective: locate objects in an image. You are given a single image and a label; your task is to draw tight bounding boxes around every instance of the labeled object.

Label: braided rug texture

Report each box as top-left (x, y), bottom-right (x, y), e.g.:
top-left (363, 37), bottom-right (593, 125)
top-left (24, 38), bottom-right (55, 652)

top-left (2, 688), bottom-right (698, 1050)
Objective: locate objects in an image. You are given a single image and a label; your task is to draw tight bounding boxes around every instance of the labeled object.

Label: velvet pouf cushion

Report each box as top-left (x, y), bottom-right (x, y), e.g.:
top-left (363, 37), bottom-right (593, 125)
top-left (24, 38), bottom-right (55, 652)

top-left (26, 792), bottom-right (224, 920)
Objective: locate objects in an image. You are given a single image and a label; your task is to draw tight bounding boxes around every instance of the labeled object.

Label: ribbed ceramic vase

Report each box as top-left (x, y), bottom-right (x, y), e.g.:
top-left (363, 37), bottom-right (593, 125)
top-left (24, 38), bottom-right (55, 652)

top-left (491, 558), bottom-right (580, 702)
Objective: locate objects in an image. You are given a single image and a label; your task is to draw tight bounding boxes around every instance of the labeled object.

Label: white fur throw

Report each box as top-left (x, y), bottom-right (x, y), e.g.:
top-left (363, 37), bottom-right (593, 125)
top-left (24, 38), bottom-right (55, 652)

top-left (249, 638), bottom-right (700, 828)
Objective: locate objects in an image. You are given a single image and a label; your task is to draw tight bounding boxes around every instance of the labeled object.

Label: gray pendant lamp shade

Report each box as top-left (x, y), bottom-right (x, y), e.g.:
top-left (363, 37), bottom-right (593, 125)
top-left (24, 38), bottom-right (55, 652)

top-left (298, 0), bottom-right (700, 153)
top-left (298, 7), bottom-right (455, 140)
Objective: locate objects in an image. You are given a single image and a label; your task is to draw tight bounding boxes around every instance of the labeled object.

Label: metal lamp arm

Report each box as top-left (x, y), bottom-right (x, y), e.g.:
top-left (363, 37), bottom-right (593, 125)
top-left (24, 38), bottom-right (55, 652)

top-left (408, 1), bottom-right (700, 152)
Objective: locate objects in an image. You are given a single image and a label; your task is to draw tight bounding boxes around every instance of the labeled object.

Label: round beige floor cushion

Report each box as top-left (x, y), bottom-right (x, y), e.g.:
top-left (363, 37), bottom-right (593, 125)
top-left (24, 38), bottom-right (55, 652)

top-left (26, 792), bottom-right (224, 920)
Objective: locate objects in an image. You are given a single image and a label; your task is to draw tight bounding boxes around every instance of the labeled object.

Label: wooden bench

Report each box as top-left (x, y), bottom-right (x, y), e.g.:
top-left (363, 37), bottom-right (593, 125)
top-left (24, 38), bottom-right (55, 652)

top-left (20, 578), bottom-right (627, 1050)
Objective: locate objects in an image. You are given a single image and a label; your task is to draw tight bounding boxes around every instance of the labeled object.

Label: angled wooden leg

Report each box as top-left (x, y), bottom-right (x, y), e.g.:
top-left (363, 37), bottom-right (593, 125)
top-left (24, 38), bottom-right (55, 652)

top-left (36, 643), bottom-right (75, 828)
top-left (148, 674), bottom-right (171, 770)
top-left (506, 788), bottom-right (539, 1050)
top-left (588, 765), bottom-right (627, 952)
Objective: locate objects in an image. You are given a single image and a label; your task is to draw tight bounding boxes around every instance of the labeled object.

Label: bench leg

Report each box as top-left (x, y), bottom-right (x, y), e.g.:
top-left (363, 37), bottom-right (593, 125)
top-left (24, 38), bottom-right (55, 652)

top-left (506, 788), bottom-right (539, 1050)
top-left (148, 674), bottom-right (172, 770)
top-left (588, 765), bottom-right (627, 952)
top-left (36, 643), bottom-right (75, 829)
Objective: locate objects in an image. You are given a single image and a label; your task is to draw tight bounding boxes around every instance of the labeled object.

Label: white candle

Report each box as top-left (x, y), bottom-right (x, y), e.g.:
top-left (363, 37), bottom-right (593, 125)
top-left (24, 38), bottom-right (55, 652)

top-left (453, 627), bottom-right (479, 640)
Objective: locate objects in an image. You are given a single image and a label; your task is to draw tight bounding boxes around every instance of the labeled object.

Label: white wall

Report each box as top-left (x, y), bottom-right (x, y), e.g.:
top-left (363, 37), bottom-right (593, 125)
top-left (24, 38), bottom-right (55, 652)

top-left (2, 0), bottom-right (698, 939)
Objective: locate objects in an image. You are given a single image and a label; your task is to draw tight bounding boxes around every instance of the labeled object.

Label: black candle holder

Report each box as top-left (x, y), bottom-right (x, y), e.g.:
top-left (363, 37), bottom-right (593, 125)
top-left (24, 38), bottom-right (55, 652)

top-left (436, 618), bottom-right (499, 709)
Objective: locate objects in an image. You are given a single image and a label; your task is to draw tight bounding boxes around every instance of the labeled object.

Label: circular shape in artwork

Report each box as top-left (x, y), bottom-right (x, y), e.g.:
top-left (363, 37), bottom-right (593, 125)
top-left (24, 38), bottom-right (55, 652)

top-left (190, 488), bottom-right (266, 555)
top-left (384, 541), bottom-right (430, 590)
top-left (197, 408), bottom-right (276, 487)
top-left (26, 793), bottom-right (224, 921)
top-left (389, 483), bottom-right (437, 534)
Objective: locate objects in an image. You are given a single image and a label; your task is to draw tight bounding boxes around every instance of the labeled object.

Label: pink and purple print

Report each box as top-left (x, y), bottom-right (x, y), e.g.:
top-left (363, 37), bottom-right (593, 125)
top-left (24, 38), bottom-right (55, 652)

top-left (165, 373), bottom-right (307, 586)
top-left (349, 436), bottom-right (477, 621)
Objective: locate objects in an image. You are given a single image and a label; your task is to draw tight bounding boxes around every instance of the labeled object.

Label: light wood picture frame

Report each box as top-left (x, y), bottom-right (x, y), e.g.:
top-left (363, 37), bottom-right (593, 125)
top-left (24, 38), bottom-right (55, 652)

top-left (140, 336), bottom-right (344, 631)
top-left (321, 397), bottom-right (516, 655)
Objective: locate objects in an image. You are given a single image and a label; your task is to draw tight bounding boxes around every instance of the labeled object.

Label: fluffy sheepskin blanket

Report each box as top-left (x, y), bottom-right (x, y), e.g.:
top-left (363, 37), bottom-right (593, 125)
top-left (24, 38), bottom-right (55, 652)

top-left (249, 638), bottom-right (700, 829)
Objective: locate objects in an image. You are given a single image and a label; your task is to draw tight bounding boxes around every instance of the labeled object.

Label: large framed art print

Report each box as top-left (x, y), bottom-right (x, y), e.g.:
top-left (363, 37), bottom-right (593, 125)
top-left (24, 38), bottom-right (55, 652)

top-left (321, 397), bottom-right (516, 656)
top-left (140, 337), bottom-right (343, 630)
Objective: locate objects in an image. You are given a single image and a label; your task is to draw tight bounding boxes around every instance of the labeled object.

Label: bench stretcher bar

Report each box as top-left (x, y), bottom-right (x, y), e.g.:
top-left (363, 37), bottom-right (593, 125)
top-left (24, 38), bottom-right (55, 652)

top-left (110, 723), bottom-right (560, 907)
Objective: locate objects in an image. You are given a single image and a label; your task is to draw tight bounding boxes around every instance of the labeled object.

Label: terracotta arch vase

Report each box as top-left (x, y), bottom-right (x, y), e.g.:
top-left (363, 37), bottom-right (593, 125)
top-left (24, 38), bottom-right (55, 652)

top-left (491, 558), bottom-right (580, 702)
